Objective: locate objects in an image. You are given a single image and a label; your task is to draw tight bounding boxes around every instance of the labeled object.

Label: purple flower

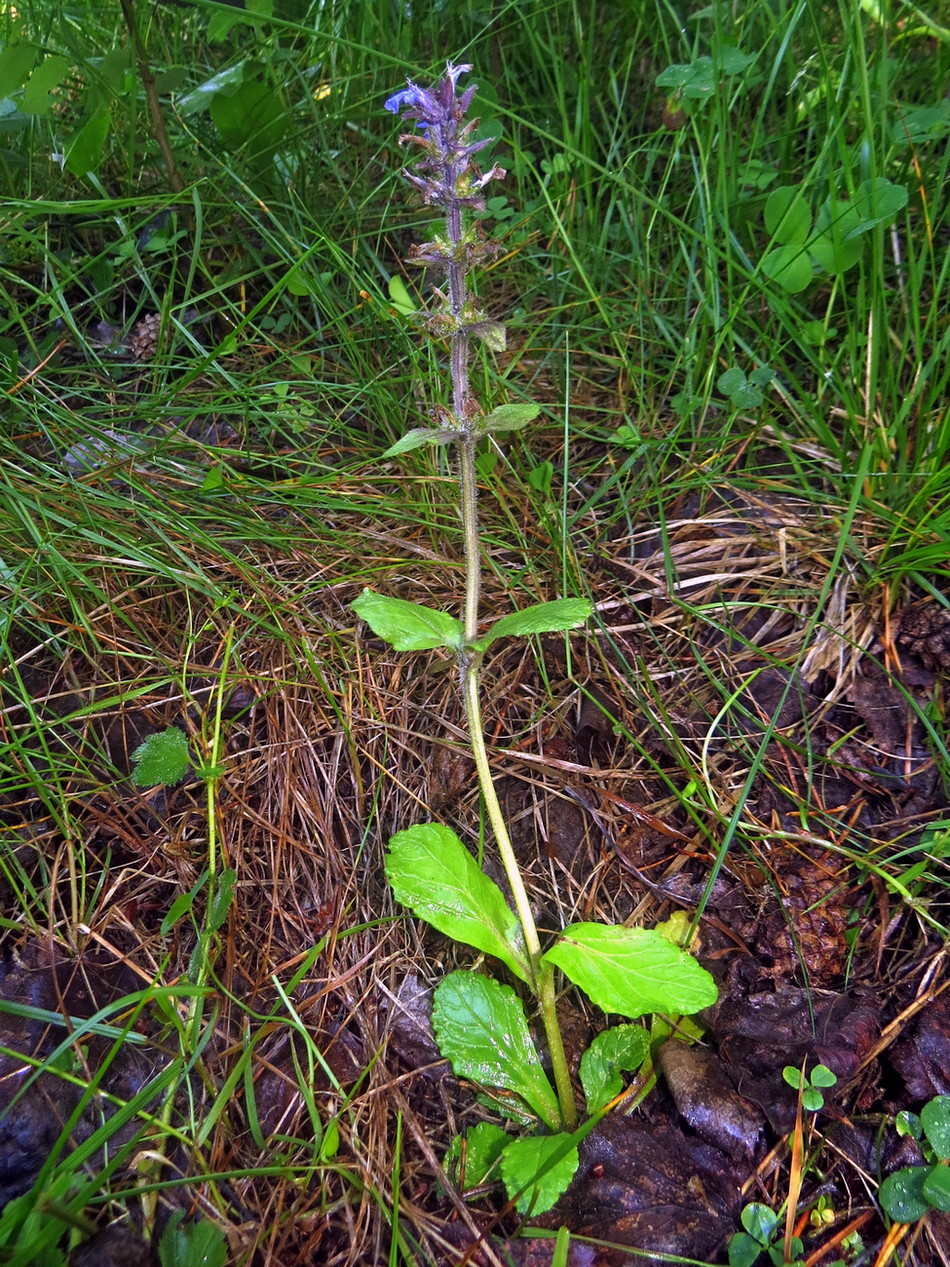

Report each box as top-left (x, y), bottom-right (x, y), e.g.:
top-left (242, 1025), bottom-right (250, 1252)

top-left (384, 63), bottom-right (476, 134)
top-left (384, 83), bottom-right (426, 116)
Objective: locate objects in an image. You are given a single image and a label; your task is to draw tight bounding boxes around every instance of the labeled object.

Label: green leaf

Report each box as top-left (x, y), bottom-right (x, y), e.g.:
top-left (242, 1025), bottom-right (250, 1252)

top-left (811, 1065), bottom-right (838, 1088)
top-left (480, 403), bottom-right (541, 434)
top-left (661, 56), bottom-right (716, 100)
top-left (320, 1116), bottom-right (340, 1161)
top-left (0, 43), bottom-right (37, 99)
top-left (161, 870), bottom-right (209, 936)
top-left (656, 63), bottom-right (696, 91)
top-left (159, 1212), bottom-right (228, 1267)
top-left (352, 589), bottom-right (464, 652)
top-left (386, 824), bottom-right (530, 983)
top-left (729, 1231), bottom-right (767, 1267)
top-left (713, 44), bottom-right (755, 76)
top-left (809, 231), bottom-right (864, 275)
top-left (131, 726), bottom-right (191, 787)
top-left (922, 1096), bottom-right (950, 1161)
top-left (476, 447), bottom-right (498, 479)
top-left (853, 177), bottom-right (908, 229)
top-left (799, 320), bottom-right (829, 346)
top-left (499, 1133), bottom-right (579, 1215)
top-left (208, 5), bottom-right (254, 40)
top-left (670, 391), bottom-right (702, 417)
top-left (718, 368), bottom-right (747, 396)
top-left (444, 1122), bottom-right (510, 1188)
top-left (879, 1166), bottom-right (931, 1223)
top-left (923, 1163), bottom-right (950, 1212)
top-left (891, 104), bottom-right (950, 146)
top-left (542, 923), bottom-right (718, 1018)
top-left (208, 868), bottom-right (237, 933)
top-left (474, 599), bottom-right (592, 651)
top-left (21, 55), bottom-right (68, 116)
top-left (896, 1111), bottom-right (923, 1141)
top-left (527, 461), bottom-right (554, 496)
top-left (381, 428), bottom-right (457, 458)
top-left (199, 464), bottom-right (225, 492)
top-left (210, 75), bottom-right (288, 166)
top-left (732, 384), bottom-right (763, 409)
top-left (579, 1023), bottom-right (650, 1113)
top-left (761, 244), bottom-right (813, 293)
top-left (161, 890), bottom-right (197, 936)
top-left (64, 110), bottom-right (110, 178)
top-left (388, 274), bottom-right (416, 315)
top-left (469, 320), bottom-right (506, 352)
top-left (177, 62), bottom-right (248, 115)
top-left (764, 186), bottom-right (812, 244)
top-left (552, 1226), bottom-right (572, 1267)
top-left (920, 821), bottom-right (950, 853)
top-left (741, 1202), bottom-right (780, 1245)
top-left (432, 972), bottom-right (561, 1128)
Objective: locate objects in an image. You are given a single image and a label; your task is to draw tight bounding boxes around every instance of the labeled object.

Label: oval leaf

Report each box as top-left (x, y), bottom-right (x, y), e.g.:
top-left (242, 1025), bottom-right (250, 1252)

top-left (444, 1122), bottom-right (510, 1188)
top-left (731, 384), bottom-right (763, 409)
top-left (388, 274), bottom-right (416, 315)
top-left (764, 186), bottom-right (811, 244)
top-left (761, 244), bottom-right (813, 293)
top-left (131, 725), bottom-right (191, 787)
top-left (382, 428), bottom-right (457, 458)
top-left (879, 1166), bottom-right (931, 1223)
top-left (475, 598), bottom-right (592, 651)
top-left (542, 923), bottom-right (718, 1018)
top-left (853, 177), bottom-right (908, 228)
top-left (500, 1133), bottom-right (579, 1216)
top-left (208, 868), bottom-right (237, 933)
top-left (580, 1023), bottom-right (650, 1113)
top-left (352, 589), bottom-right (464, 652)
top-left (809, 233), bottom-right (864, 275)
top-left (432, 972), bottom-right (560, 1128)
top-left (922, 1095), bottom-right (950, 1161)
top-left (718, 367), bottom-right (747, 395)
top-left (469, 320), bottom-right (507, 352)
top-left (386, 823), bottom-right (530, 983)
top-left (480, 402), bottom-right (541, 434)
top-left (923, 1162), bottom-right (950, 1212)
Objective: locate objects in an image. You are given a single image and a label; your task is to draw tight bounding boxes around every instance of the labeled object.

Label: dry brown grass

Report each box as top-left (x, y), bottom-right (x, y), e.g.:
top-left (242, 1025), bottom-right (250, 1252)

top-left (2, 430), bottom-right (947, 1266)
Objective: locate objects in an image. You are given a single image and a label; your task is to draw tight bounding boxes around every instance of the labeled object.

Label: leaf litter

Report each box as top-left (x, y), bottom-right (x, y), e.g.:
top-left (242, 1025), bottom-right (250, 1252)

top-left (1, 408), bottom-right (949, 1264)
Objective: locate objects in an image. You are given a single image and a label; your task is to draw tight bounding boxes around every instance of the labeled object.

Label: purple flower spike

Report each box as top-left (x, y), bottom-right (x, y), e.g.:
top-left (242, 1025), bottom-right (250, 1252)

top-left (384, 60), bottom-right (506, 431)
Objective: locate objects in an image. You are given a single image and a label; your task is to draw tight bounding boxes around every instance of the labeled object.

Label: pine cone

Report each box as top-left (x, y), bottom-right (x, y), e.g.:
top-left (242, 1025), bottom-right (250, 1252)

top-left (897, 602), bottom-right (950, 672)
top-left (129, 312), bottom-right (162, 360)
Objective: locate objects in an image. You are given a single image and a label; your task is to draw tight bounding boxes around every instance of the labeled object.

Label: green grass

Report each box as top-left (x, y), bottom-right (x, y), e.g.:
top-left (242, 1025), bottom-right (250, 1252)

top-left (1, 0), bottom-right (949, 1261)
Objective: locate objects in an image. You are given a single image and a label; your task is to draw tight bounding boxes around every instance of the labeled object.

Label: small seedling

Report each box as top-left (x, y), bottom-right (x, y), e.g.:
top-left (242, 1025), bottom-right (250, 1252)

top-left (718, 366), bottom-right (776, 411)
top-left (655, 42), bottom-right (757, 113)
top-left (880, 1094), bottom-right (950, 1222)
top-left (782, 1063), bottom-right (838, 1113)
top-left (352, 64), bottom-right (717, 1215)
top-left (728, 1202), bottom-right (803, 1267)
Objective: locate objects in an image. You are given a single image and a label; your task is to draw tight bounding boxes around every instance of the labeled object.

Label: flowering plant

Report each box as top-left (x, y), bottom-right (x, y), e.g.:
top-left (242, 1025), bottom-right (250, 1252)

top-left (352, 64), bottom-right (716, 1217)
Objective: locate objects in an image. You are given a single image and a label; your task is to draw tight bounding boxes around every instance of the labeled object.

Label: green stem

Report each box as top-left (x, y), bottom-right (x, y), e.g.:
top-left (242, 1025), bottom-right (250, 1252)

top-left (462, 658), bottom-right (578, 1131)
